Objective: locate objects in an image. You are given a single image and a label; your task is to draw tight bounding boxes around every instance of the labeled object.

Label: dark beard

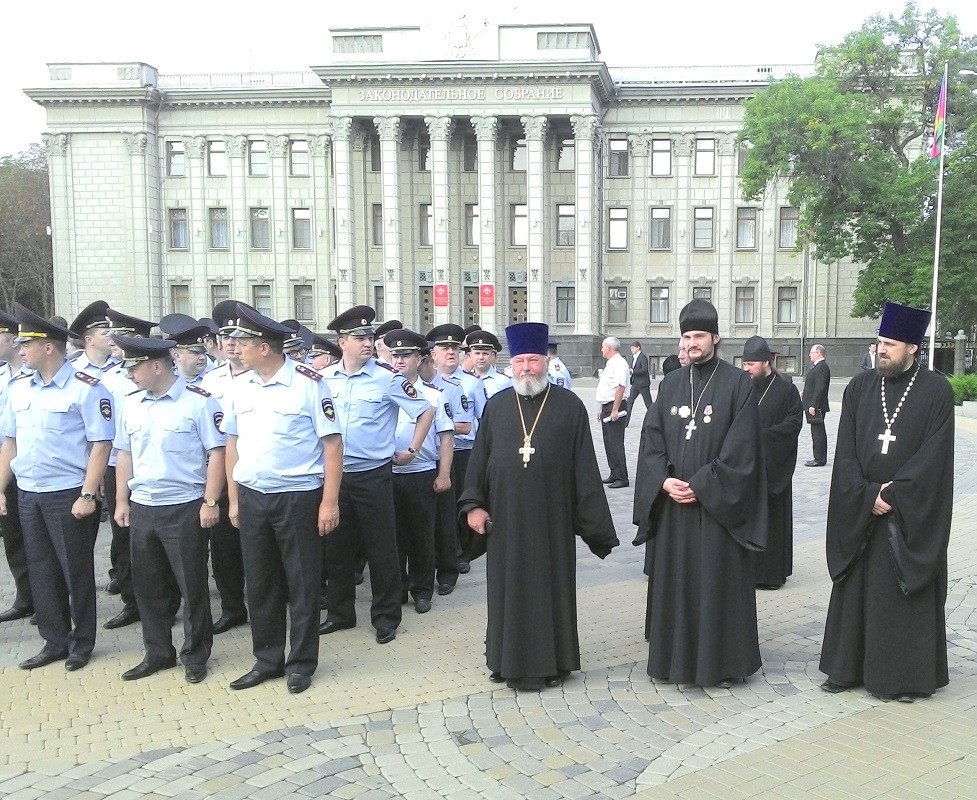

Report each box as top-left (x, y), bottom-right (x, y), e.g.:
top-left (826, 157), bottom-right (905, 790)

top-left (878, 355), bottom-right (913, 378)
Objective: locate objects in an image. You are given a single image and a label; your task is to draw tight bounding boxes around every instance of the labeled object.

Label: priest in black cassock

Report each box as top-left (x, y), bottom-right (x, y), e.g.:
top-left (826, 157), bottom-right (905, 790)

top-left (819, 302), bottom-right (954, 702)
top-left (633, 299), bottom-right (767, 687)
top-left (459, 322), bottom-right (618, 692)
top-left (741, 336), bottom-right (803, 589)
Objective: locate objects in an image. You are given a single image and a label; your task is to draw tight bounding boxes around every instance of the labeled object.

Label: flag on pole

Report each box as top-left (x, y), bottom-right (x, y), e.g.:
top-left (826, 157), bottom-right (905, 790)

top-left (929, 68), bottom-right (947, 162)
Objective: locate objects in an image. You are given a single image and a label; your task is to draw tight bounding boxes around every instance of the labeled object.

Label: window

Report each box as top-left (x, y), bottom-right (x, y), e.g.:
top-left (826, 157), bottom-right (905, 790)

top-left (169, 208), bottom-right (188, 250)
top-left (557, 138), bottom-right (574, 171)
top-left (290, 139), bottom-right (310, 176)
top-left (556, 286), bottom-right (575, 324)
top-left (778, 286), bottom-right (798, 323)
top-left (419, 203), bottom-right (433, 247)
top-left (211, 284), bottom-right (230, 308)
top-left (170, 284), bottom-right (190, 315)
top-left (209, 207), bottom-right (229, 250)
top-left (372, 204), bottom-right (383, 247)
top-left (252, 284), bottom-right (272, 317)
top-left (694, 138), bottom-right (715, 176)
top-left (780, 207), bottom-right (799, 249)
top-left (418, 136), bottom-right (431, 172)
top-left (735, 287), bottom-right (756, 324)
top-left (556, 204), bottom-right (575, 247)
top-left (607, 285), bottom-right (628, 324)
top-left (693, 207), bottom-right (714, 249)
top-left (609, 138), bottom-right (629, 177)
top-left (462, 135), bottom-right (478, 172)
top-left (692, 286), bottom-right (712, 302)
top-left (166, 141), bottom-right (185, 177)
top-left (651, 139), bottom-right (671, 176)
top-left (250, 208), bottom-right (270, 250)
top-left (650, 287), bottom-right (669, 323)
top-left (608, 207), bottom-right (628, 250)
top-left (464, 203), bottom-right (479, 247)
top-left (248, 140), bottom-right (268, 176)
top-left (294, 285), bottom-right (314, 320)
top-left (649, 207), bottom-right (671, 250)
top-left (510, 138), bottom-right (526, 172)
top-left (292, 208), bottom-right (312, 249)
top-left (736, 207), bottom-right (757, 249)
top-left (208, 140), bottom-right (227, 176)
top-left (370, 135), bottom-right (381, 172)
top-left (373, 285), bottom-right (385, 321)
top-left (511, 204), bottom-right (528, 246)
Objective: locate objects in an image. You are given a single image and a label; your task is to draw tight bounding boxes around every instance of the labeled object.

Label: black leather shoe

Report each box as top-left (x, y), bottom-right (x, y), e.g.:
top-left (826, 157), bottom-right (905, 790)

top-left (457, 560), bottom-right (471, 574)
top-left (229, 668), bottom-right (285, 690)
top-left (436, 582), bottom-right (455, 596)
top-left (353, 571), bottom-right (364, 585)
top-left (185, 665), bottom-right (207, 684)
top-left (65, 654), bottom-right (90, 671)
top-left (415, 597), bottom-right (432, 614)
top-left (375, 627), bottom-right (397, 644)
top-left (607, 480), bottom-right (630, 489)
top-left (820, 678), bottom-right (859, 693)
top-left (105, 579), bottom-right (121, 595)
top-left (489, 672), bottom-right (505, 683)
top-left (104, 607), bottom-right (140, 630)
top-left (804, 460), bottom-right (826, 467)
top-left (287, 673), bottom-right (312, 694)
top-left (601, 476), bottom-right (615, 484)
top-left (715, 678), bottom-right (734, 689)
top-left (122, 657), bottom-right (178, 681)
top-left (0, 606), bottom-right (33, 623)
top-left (212, 614), bottom-right (248, 635)
top-left (544, 675), bottom-right (564, 688)
top-left (19, 649), bottom-right (68, 670)
top-left (318, 619), bottom-right (355, 635)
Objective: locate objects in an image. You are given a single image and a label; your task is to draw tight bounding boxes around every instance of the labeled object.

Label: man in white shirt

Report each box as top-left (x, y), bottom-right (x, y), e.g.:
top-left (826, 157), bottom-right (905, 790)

top-left (596, 337), bottom-right (630, 488)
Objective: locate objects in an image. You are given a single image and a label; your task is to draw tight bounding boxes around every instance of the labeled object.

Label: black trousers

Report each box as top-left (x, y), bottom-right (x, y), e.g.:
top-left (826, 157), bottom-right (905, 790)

top-left (631, 384), bottom-right (653, 416)
top-left (103, 466), bottom-right (136, 612)
top-left (393, 469), bottom-right (437, 601)
top-left (433, 469), bottom-right (460, 588)
top-left (601, 401), bottom-right (629, 482)
top-left (238, 485), bottom-right (322, 676)
top-left (130, 500), bottom-right (213, 667)
top-left (1, 480), bottom-right (32, 611)
top-left (453, 448), bottom-right (476, 561)
top-left (323, 464), bottom-right (402, 631)
top-left (209, 492), bottom-right (247, 618)
top-left (18, 487), bottom-right (97, 658)
top-left (810, 419), bottom-right (828, 464)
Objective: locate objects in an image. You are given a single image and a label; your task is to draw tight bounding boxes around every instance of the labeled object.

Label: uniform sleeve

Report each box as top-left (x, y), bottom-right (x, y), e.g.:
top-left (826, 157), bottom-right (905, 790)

top-left (0, 388), bottom-right (14, 439)
top-left (467, 377), bottom-right (486, 419)
top-left (389, 374), bottom-right (433, 421)
top-left (313, 379), bottom-right (342, 440)
top-left (81, 382), bottom-right (115, 442)
top-left (221, 390), bottom-right (238, 435)
top-left (433, 399), bottom-right (454, 435)
top-left (444, 382), bottom-right (471, 424)
top-left (113, 396), bottom-right (131, 452)
top-left (198, 396), bottom-right (228, 451)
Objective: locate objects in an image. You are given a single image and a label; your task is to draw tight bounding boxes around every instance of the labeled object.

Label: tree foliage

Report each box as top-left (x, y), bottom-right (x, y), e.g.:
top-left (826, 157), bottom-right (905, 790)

top-left (739, 2), bottom-right (977, 334)
top-left (0, 143), bottom-right (53, 314)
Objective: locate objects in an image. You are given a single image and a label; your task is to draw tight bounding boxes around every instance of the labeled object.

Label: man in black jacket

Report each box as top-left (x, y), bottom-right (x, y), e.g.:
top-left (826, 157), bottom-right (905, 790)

top-left (629, 342), bottom-right (652, 415)
top-left (802, 344), bottom-right (830, 466)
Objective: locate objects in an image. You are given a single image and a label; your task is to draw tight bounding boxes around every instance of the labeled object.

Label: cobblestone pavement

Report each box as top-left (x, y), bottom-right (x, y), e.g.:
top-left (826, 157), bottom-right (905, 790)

top-left (1, 378), bottom-right (976, 799)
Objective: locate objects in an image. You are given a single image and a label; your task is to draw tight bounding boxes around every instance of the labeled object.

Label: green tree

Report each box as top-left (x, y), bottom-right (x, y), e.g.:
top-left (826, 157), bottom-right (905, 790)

top-left (739, 2), bottom-right (977, 334)
top-left (0, 143), bottom-right (53, 314)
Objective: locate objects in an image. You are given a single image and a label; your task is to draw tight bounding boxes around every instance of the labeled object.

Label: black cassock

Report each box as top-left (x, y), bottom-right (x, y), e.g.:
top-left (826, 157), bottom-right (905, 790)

top-left (633, 356), bottom-right (767, 686)
top-left (819, 364), bottom-right (954, 697)
top-left (458, 385), bottom-right (618, 681)
top-left (753, 371), bottom-right (803, 587)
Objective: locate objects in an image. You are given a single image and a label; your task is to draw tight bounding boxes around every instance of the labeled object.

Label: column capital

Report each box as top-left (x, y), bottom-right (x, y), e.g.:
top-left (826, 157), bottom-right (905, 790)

top-left (269, 135), bottom-right (289, 158)
top-left (183, 135), bottom-right (207, 158)
top-left (673, 132), bottom-right (695, 157)
top-left (470, 115), bottom-right (498, 142)
top-left (374, 116), bottom-right (402, 143)
top-left (570, 114), bottom-right (599, 141)
top-left (717, 132), bottom-right (738, 156)
top-left (330, 116), bottom-right (353, 141)
top-left (520, 115), bottom-right (548, 142)
top-left (122, 132), bottom-right (148, 156)
top-left (309, 134), bottom-right (331, 156)
top-left (42, 132), bottom-right (69, 157)
top-left (424, 115), bottom-right (453, 142)
top-left (228, 134), bottom-right (248, 158)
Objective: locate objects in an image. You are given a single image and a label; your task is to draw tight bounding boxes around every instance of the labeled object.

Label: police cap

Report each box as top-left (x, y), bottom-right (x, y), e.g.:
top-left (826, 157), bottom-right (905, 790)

top-left (327, 305), bottom-right (376, 336)
top-left (383, 329), bottom-right (427, 355)
top-left (426, 324), bottom-right (466, 347)
top-left (69, 300), bottom-right (111, 338)
top-left (466, 330), bottom-right (501, 352)
top-left (106, 308), bottom-right (156, 337)
top-left (229, 304), bottom-right (293, 343)
top-left (159, 313), bottom-right (210, 350)
top-left (112, 334), bottom-right (177, 368)
top-left (13, 302), bottom-right (72, 344)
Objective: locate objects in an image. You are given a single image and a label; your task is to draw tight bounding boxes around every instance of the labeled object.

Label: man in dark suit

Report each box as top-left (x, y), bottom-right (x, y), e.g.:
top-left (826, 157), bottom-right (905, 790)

top-left (860, 343), bottom-right (876, 371)
top-left (629, 341), bottom-right (652, 415)
top-left (802, 344), bottom-right (830, 466)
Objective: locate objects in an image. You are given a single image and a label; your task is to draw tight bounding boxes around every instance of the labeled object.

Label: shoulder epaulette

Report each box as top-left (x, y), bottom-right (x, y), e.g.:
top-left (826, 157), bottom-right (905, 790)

top-left (74, 371), bottom-right (100, 386)
top-left (376, 361), bottom-right (396, 373)
top-left (295, 363), bottom-right (323, 381)
top-left (463, 369), bottom-right (477, 377)
top-left (185, 384), bottom-right (213, 397)
top-left (68, 350), bottom-right (83, 362)
top-left (423, 381), bottom-right (443, 392)
top-left (10, 371), bottom-right (32, 383)
top-left (126, 388), bottom-right (143, 396)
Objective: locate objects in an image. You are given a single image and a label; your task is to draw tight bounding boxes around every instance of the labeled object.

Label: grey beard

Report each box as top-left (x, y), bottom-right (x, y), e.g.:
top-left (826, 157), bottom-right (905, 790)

top-left (514, 374), bottom-right (549, 397)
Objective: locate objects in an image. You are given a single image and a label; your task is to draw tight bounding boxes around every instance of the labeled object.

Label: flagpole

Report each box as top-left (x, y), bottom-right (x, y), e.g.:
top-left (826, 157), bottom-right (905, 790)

top-left (928, 61), bottom-right (948, 370)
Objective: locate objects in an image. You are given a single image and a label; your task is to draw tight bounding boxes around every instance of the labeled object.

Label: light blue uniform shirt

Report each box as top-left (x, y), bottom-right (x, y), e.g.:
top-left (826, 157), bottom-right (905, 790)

top-left (548, 357), bottom-right (573, 390)
top-left (450, 368), bottom-right (483, 450)
top-left (321, 359), bottom-right (433, 473)
top-left (0, 360), bottom-right (115, 493)
top-left (114, 377), bottom-right (226, 505)
top-left (392, 379), bottom-right (454, 475)
top-left (479, 366), bottom-right (512, 400)
top-left (73, 352), bottom-right (120, 380)
top-left (222, 358), bottom-right (340, 493)
top-left (200, 362), bottom-right (253, 413)
top-left (102, 363), bottom-right (137, 468)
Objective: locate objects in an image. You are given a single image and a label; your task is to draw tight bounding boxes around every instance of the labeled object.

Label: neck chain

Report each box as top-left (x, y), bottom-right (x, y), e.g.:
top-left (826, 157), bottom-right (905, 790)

top-left (684, 361), bottom-right (718, 440)
top-left (878, 364), bottom-right (919, 455)
top-left (757, 373), bottom-right (775, 407)
top-left (515, 384), bottom-right (551, 468)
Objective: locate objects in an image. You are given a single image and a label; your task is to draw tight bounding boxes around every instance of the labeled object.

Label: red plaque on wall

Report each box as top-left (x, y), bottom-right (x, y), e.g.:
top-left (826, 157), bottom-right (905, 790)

top-left (479, 284), bottom-right (495, 307)
top-left (434, 283), bottom-right (449, 307)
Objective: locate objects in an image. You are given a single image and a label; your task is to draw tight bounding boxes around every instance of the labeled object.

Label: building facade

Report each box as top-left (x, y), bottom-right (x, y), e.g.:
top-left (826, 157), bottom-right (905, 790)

top-left (26, 22), bottom-right (877, 376)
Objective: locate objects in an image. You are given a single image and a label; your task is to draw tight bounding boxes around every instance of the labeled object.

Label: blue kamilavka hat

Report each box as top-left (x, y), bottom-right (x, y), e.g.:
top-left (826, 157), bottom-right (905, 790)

top-left (878, 301), bottom-right (931, 346)
top-left (505, 322), bottom-right (549, 357)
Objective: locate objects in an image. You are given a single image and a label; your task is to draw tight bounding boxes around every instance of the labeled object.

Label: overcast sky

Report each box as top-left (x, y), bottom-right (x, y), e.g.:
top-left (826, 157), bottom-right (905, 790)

top-left (2, 0), bottom-right (974, 158)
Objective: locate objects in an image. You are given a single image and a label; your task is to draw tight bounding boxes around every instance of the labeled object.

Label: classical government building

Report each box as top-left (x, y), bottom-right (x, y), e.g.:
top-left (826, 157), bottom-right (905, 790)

top-left (26, 22), bottom-right (877, 375)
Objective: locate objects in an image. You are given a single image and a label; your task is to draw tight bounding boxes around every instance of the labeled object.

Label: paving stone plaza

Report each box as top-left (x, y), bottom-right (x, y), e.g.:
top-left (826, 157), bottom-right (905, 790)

top-left (1, 377), bottom-right (976, 799)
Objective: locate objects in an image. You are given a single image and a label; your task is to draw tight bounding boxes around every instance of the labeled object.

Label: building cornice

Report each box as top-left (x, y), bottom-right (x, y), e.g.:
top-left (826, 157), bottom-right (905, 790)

top-left (24, 86), bottom-right (163, 108)
top-left (162, 86), bottom-right (332, 108)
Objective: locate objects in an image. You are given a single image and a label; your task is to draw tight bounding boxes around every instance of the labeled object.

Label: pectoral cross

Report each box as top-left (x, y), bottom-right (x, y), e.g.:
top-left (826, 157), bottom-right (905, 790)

top-left (878, 427), bottom-right (896, 455)
top-left (684, 418), bottom-right (697, 440)
top-left (519, 436), bottom-right (535, 467)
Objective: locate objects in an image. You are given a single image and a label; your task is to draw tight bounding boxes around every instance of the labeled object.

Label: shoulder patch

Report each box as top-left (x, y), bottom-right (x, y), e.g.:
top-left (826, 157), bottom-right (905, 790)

top-left (295, 363), bottom-right (323, 381)
top-left (376, 361), bottom-right (396, 373)
top-left (99, 398), bottom-right (113, 420)
top-left (74, 371), bottom-right (100, 386)
top-left (185, 384), bottom-right (213, 397)
top-left (402, 379), bottom-right (418, 399)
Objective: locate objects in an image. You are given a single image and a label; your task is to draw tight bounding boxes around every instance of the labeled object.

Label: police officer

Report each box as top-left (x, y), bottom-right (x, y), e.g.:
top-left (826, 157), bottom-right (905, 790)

top-left (384, 329), bottom-right (454, 613)
top-left (159, 314), bottom-right (211, 385)
top-left (467, 330), bottom-right (510, 399)
top-left (547, 342), bottom-right (573, 390)
top-left (112, 336), bottom-right (226, 684)
top-left (374, 319), bottom-right (403, 365)
top-left (69, 300), bottom-right (120, 379)
top-left (0, 304), bottom-right (114, 671)
top-left (282, 322), bottom-right (314, 364)
top-left (319, 306), bottom-right (434, 644)
top-left (311, 335), bottom-right (342, 371)
top-left (222, 305), bottom-right (342, 694)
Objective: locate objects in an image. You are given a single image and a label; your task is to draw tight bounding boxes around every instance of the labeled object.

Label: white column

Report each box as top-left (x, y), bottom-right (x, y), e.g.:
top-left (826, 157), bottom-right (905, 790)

top-left (374, 116), bottom-right (403, 321)
top-left (121, 131), bottom-right (160, 316)
top-left (331, 117), bottom-right (356, 311)
top-left (471, 115), bottom-right (498, 333)
top-left (521, 115), bottom-right (547, 322)
top-left (42, 133), bottom-right (76, 315)
top-left (227, 135), bottom-right (248, 308)
top-left (571, 115), bottom-right (599, 335)
top-left (426, 116), bottom-right (453, 326)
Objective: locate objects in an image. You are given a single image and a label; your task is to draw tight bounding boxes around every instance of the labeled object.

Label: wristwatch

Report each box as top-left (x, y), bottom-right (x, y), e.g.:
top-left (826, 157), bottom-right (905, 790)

top-left (80, 491), bottom-right (96, 501)
top-left (203, 498), bottom-right (218, 507)
top-left (407, 447), bottom-right (417, 455)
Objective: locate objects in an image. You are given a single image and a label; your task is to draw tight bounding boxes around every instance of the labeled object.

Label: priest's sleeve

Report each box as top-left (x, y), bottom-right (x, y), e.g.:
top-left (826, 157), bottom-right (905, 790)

top-left (632, 390), bottom-right (670, 545)
top-left (570, 401), bottom-right (619, 559)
